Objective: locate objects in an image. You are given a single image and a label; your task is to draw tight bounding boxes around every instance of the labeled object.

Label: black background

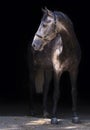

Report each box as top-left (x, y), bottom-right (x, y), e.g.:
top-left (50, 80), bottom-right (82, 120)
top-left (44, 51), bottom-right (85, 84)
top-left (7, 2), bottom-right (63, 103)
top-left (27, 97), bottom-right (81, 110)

top-left (1, 0), bottom-right (90, 105)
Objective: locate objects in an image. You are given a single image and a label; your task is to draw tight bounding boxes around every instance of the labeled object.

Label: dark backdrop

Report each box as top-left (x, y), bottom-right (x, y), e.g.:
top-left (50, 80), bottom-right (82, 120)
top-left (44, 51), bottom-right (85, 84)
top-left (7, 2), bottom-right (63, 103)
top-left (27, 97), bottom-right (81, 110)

top-left (1, 1), bottom-right (90, 104)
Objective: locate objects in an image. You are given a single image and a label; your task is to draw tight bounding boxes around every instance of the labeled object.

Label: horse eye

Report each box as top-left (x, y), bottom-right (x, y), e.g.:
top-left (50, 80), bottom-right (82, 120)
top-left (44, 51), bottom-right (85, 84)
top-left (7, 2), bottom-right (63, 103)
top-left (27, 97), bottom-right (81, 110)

top-left (43, 24), bottom-right (47, 28)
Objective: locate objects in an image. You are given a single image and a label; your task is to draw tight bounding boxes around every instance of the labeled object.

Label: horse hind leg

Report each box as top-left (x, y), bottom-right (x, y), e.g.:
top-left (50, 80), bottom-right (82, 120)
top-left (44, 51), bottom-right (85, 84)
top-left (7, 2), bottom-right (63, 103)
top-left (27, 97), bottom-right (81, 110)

top-left (69, 68), bottom-right (81, 123)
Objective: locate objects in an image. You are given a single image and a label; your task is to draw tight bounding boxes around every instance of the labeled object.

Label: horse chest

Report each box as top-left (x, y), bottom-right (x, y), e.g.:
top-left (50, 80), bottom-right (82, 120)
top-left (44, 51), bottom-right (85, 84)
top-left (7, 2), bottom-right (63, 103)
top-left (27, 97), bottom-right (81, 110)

top-left (52, 48), bottom-right (62, 72)
top-left (33, 50), bottom-right (53, 68)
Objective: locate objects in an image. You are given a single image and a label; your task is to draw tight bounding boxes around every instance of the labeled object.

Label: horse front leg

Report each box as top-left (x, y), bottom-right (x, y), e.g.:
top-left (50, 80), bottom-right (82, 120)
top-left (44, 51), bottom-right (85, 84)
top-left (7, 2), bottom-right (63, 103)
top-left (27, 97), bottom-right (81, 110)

top-left (69, 69), bottom-right (81, 123)
top-left (28, 73), bottom-right (35, 116)
top-left (43, 70), bottom-right (52, 117)
top-left (27, 48), bottom-right (36, 116)
top-left (51, 72), bottom-right (61, 124)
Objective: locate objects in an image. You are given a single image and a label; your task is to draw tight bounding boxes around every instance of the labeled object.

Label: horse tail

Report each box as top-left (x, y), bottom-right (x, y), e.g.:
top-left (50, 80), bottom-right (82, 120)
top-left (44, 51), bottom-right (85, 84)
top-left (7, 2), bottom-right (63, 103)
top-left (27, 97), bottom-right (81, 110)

top-left (35, 69), bottom-right (44, 93)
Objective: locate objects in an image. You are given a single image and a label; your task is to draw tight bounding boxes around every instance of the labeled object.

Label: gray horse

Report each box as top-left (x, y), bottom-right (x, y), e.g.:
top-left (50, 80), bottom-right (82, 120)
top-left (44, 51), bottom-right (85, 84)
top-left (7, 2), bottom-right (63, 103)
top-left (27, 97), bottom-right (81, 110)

top-left (30, 8), bottom-right (81, 124)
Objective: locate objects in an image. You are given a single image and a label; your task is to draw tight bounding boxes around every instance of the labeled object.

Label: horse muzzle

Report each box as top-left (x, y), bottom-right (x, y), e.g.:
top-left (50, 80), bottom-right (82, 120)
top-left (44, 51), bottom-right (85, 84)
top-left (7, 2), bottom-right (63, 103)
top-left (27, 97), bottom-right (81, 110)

top-left (32, 40), bottom-right (43, 51)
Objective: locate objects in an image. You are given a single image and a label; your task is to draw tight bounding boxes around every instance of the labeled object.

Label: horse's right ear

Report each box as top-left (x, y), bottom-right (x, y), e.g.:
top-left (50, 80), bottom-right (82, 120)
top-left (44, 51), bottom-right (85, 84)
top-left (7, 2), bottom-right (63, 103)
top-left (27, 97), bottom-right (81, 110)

top-left (41, 8), bottom-right (46, 13)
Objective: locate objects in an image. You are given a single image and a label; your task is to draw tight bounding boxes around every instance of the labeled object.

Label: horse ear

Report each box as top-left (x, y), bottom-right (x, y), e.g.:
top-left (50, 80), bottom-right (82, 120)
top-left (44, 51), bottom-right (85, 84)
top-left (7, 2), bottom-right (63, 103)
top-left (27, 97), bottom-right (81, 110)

top-left (41, 7), bottom-right (49, 13)
top-left (41, 8), bottom-right (46, 13)
top-left (45, 7), bottom-right (53, 17)
top-left (42, 7), bottom-right (53, 17)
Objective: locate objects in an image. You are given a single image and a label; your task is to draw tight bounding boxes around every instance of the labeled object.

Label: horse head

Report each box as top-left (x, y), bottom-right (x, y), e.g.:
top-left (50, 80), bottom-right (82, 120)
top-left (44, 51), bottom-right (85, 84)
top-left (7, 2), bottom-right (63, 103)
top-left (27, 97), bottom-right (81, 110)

top-left (32, 8), bottom-right (58, 51)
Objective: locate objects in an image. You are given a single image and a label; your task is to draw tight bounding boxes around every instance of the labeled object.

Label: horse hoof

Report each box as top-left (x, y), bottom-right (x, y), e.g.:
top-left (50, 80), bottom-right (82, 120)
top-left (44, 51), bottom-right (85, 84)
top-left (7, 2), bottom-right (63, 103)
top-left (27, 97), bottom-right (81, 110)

top-left (43, 112), bottom-right (49, 118)
top-left (51, 117), bottom-right (58, 124)
top-left (72, 116), bottom-right (81, 124)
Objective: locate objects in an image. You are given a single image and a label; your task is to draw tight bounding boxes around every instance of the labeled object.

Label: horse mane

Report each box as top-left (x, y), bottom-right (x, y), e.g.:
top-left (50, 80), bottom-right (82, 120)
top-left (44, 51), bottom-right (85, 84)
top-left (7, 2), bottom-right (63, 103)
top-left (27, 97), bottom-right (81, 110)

top-left (54, 11), bottom-right (74, 28)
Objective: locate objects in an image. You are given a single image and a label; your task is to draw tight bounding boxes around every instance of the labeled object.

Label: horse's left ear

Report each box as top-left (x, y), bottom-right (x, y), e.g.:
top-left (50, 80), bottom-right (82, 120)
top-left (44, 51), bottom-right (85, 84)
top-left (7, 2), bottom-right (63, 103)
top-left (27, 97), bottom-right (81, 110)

top-left (47, 10), bottom-right (53, 17)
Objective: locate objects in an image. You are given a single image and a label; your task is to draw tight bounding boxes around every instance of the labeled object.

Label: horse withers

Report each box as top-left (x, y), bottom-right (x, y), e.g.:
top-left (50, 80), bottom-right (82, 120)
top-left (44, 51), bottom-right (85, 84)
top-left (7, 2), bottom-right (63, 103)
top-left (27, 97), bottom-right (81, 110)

top-left (30, 8), bottom-right (81, 124)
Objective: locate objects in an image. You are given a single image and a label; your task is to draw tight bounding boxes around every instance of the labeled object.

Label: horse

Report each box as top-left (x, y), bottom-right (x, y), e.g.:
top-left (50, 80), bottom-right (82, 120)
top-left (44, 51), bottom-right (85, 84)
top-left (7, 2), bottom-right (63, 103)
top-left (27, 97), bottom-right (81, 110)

top-left (28, 8), bottom-right (81, 124)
